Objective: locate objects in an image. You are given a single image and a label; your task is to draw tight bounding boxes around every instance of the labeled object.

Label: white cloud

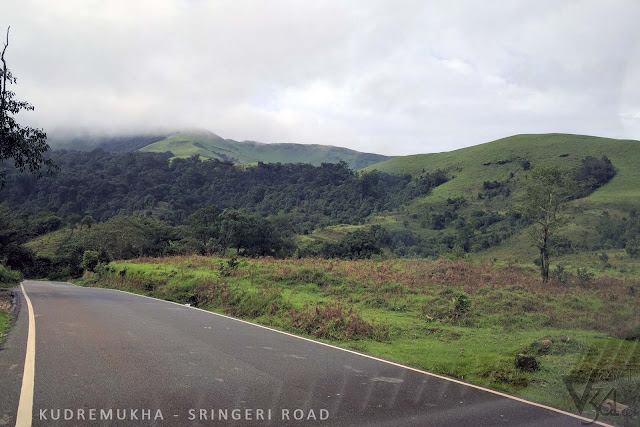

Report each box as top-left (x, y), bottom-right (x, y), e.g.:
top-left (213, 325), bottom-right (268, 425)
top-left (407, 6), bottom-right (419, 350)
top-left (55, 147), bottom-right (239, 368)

top-left (1, 0), bottom-right (639, 155)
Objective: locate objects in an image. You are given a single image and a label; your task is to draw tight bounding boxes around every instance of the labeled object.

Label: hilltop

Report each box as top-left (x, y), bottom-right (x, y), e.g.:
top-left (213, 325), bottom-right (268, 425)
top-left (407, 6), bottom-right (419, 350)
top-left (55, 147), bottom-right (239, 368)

top-left (49, 129), bottom-right (392, 170)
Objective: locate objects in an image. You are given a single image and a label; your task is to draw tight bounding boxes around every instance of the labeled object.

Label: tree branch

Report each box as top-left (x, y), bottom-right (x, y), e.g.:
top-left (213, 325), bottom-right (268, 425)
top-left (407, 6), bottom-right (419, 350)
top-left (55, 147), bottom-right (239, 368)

top-left (1, 26), bottom-right (9, 125)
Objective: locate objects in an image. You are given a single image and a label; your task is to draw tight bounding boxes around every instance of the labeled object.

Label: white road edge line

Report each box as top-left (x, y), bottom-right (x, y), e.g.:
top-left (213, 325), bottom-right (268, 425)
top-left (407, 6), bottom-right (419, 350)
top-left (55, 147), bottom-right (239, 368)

top-left (80, 283), bottom-right (611, 426)
top-left (16, 282), bottom-right (35, 427)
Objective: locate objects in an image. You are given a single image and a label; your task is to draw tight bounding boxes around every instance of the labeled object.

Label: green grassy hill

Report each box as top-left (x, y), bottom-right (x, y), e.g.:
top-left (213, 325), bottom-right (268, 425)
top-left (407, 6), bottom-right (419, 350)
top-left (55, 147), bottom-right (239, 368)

top-left (138, 130), bottom-right (391, 169)
top-left (365, 133), bottom-right (640, 208)
top-left (353, 133), bottom-right (640, 273)
top-left (49, 129), bottom-right (392, 169)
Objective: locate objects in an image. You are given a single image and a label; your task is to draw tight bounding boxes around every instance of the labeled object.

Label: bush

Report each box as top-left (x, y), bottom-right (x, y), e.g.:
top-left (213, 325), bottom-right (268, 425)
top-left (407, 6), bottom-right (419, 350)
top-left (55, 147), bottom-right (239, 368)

top-left (227, 288), bottom-right (288, 318)
top-left (483, 181), bottom-right (502, 190)
top-left (289, 303), bottom-right (389, 341)
top-left (0, 264), bottom-right (22, 287)
top-left (219, 257), bottom-right (239, 277)
top-left (451, 292), bottom-right (471, 323)
top-left (320, 230), bottom-right (381, 260)
top-left (576, 268), bottom-right (594, 287)
top-left (550, 265), bottom-right (572, 285)
top-left (614, 322), bottom-right (640, 340)
top-left (80, 250), bottom-right (100, 272)
top-left (626, 240), bottom-right (639, 258)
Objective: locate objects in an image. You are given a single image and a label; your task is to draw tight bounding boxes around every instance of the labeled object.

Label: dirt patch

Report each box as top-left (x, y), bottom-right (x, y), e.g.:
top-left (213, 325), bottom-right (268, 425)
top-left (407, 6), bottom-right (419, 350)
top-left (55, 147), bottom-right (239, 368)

top-left (0, 289), bottom-right (13, 313)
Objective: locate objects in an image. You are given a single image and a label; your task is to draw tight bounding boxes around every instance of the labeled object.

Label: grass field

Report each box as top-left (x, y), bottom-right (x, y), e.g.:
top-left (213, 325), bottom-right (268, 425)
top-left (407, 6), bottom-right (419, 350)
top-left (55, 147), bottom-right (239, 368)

top-left (77, 255), bottom-right (640, 424)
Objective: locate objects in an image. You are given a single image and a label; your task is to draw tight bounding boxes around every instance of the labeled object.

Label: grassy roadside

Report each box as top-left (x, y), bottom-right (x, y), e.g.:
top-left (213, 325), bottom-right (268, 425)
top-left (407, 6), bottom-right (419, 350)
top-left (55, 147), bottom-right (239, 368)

top-left (0, 312), bottom-right (8, 345)
top-left (0, 290), bottom-right (13, 346)
top-left (76, 256), bottom-right (640, 425)
top-left (0, 264), bottom-right (21, 345)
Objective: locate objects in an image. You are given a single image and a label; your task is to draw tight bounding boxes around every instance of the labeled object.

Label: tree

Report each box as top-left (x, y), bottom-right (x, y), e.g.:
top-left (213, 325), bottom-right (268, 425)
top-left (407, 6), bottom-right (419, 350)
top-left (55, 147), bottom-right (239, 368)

top-left (80, 215), bottom-right (95, 229)
top-left (517, 167), bottom-right (576, 282)
top-left (186, 205), bottom-right (222, 251)
top-left (1, 26), bottom-right (54, 187)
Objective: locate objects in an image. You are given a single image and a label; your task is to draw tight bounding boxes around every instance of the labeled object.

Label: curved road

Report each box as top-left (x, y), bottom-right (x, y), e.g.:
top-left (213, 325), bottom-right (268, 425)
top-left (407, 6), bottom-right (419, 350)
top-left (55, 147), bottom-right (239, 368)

top-left (0, 281), bottom-right (604, 426)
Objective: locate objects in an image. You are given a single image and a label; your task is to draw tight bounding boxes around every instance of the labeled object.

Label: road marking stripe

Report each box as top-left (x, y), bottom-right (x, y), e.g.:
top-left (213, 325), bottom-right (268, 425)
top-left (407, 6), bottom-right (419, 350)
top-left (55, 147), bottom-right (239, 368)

top-left (16, 282), bottom-right (35, 427)
top-left (85, 284), bottom-right (612, 426)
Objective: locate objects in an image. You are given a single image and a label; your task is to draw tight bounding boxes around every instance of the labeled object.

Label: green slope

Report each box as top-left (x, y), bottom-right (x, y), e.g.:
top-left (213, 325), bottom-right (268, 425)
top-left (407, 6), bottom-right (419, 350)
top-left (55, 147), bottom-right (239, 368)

top-left (365, 133), bottom-right (640, 207)
top-left (139, 130), bottom-right (391, 169)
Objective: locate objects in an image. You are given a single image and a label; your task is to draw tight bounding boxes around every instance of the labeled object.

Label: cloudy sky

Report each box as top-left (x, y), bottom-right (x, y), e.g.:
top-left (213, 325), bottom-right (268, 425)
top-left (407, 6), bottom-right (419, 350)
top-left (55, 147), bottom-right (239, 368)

top-left (2, 0), bottom-right (640, 155)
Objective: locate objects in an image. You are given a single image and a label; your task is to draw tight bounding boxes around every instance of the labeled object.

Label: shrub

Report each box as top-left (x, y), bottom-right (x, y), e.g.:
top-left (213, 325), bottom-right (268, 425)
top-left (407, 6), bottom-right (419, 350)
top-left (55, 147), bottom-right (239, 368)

top-left (626, 240), bottom-right (639, 258)
top-left (219, 257), bottom-right (239, 277)
top-left (289, 303), bottom-right (389, 341)
top-left (0, 264), bottom-right (22, 287)
top-left (320, 230), bottom-right (381, 259)
top-left (226, 288), bottom-right (287, 318)
top-left (80, 250), bottom-right (100, 272)
top-left (614, 322), bottom-right (640, 340)
top-left (483, 181), bottom-right (502, 190)
top-left (451, 292), bottom-right (471, 323)
top-left (550, 265), bottom-right (572, 285)
top-left (576, 268), bottom-right (594, 287)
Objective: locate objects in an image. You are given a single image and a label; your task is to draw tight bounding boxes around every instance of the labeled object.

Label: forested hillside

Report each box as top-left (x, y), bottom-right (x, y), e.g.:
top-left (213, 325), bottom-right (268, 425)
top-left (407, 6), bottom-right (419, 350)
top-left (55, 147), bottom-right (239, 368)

top-left (0, 133), bottom-right (638, 284)
top-left (0, 150), bottom-right (440, 227)
top-left (0, 150), bottom-right (447, 278)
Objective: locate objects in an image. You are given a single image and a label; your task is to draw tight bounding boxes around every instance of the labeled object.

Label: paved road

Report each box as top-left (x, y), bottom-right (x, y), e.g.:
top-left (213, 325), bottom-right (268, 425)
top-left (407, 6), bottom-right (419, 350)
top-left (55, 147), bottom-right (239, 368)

top-left (0, 281), bottom-right (600, 426)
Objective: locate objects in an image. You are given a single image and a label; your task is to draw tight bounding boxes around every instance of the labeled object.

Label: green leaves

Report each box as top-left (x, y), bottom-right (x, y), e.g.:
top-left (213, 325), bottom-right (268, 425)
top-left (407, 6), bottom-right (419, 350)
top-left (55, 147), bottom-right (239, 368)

top-left (1, 27), bottom-right (55, 187)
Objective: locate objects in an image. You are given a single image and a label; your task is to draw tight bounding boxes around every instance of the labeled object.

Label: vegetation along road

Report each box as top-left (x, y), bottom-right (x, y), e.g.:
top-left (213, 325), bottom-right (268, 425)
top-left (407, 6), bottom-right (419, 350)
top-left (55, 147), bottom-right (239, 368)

top-left (0, 281), bottom-right (613, 426)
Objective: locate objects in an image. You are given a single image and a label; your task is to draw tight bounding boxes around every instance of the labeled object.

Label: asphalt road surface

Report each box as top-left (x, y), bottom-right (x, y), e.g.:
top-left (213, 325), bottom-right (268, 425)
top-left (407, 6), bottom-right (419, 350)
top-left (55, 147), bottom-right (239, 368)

top-left (0, 281), bottom-right (604, 426)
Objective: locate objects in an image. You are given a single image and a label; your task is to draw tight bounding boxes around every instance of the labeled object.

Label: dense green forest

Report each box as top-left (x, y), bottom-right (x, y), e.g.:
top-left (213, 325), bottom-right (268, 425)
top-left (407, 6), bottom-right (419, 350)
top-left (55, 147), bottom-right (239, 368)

top-left (0, 150), bottom-right (447, 278)
top-left (0, 149), bottom-right (445, 226)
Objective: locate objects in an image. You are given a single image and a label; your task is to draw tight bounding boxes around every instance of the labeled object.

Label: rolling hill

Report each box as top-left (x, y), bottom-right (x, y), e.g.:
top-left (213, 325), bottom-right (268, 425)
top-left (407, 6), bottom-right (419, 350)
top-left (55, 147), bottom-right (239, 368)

top-left (50, 129), bottom-right (392, 170)
top-left (364, 133), bottom-right (640, 208)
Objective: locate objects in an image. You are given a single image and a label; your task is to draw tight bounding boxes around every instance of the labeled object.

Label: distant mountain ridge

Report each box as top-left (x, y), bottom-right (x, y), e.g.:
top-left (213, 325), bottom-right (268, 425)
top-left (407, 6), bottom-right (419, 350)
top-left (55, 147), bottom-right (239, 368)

top-left (49, 129), bottom-right (392, 170)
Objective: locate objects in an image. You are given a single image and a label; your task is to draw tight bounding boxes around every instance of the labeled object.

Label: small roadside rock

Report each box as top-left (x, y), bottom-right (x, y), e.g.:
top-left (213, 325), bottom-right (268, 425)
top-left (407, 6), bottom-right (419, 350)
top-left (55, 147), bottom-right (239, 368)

top-left (0, 289), bottom-right (14, 312)
top-left (515, 354), bottom-right (539, 372)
